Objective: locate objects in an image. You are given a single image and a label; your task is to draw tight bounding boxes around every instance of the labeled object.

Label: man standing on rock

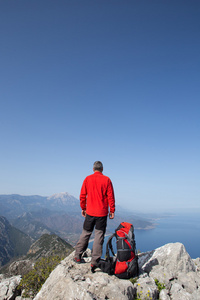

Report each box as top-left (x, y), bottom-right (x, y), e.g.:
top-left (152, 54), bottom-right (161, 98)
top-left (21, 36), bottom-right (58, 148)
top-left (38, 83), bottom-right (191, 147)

top-left (74, 161), bottom-right (115, 272)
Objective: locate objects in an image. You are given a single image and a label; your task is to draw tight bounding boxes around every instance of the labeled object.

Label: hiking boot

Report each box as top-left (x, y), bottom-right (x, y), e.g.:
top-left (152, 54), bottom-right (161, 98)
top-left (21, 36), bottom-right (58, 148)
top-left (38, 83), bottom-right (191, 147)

top-left (73, 257), bottom-right (81, 264)
top-left (91, 264), bottom-right (97, 273)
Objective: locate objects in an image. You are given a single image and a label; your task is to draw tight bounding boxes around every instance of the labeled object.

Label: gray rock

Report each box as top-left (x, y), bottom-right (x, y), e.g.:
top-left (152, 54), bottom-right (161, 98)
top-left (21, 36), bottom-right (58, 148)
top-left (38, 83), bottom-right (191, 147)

top-left (147, 265), bottom-right (172, 286)
top-left (137, 243), bottom-right (200, 299)
top-left (34, 249), bottom-right (135, 300)
top-left (159, 289), bottom-right (170, 300)
top-left (143, 242), bottom-right (195, 272)
top-left (31, 243), bottom-right (200, 300)
top-left (0, 275), bottom-right (21, 300)
top-left (0, 274), bottom-right (5, 281)
top-left (138, 250), bottom-right (154, 271)
top-left (175, 271), bottom-right (200, 294)
top-left (140, 243), bottom-right (196, 281)
top-left (133, 275), bottom-right (158, 300)
top-left (169, 282), bottom-right (192, 300)
top-left (193, 257), bottom-right (200, 272)
top-left (191, 289), bottom-right (200, 300)
top-left (8, 259), bottom-right (33, 276)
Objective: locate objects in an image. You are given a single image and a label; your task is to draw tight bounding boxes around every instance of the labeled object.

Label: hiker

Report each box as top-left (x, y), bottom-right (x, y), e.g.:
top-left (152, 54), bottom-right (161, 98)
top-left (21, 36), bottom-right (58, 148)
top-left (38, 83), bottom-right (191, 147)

top-left (74, 161), bottom-right (115, 272)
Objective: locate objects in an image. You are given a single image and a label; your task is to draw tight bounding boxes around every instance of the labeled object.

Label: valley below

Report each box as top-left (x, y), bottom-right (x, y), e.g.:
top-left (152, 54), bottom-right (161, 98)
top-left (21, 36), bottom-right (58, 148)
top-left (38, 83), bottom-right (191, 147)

top-left (0, 192), bottom-right (156, 267)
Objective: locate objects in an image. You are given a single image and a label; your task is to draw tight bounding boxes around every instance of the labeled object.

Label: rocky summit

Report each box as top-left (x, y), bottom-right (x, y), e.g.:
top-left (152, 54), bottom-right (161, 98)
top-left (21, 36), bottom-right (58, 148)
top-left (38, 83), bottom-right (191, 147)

top-left (1, 242), bottom-right (200, 300)
top-left (32, 242), bottom-right (200, 300)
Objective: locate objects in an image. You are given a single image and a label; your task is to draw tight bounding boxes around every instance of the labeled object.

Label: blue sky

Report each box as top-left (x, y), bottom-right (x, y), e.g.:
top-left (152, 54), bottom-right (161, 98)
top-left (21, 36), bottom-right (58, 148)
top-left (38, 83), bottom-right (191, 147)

top-left (0, 0), bottom-right (199, 213)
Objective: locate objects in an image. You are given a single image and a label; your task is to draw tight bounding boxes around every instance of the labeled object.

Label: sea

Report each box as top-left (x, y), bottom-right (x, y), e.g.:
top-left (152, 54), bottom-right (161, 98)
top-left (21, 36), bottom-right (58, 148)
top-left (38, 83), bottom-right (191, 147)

top-left (89, 212), bottom-right (200, 259)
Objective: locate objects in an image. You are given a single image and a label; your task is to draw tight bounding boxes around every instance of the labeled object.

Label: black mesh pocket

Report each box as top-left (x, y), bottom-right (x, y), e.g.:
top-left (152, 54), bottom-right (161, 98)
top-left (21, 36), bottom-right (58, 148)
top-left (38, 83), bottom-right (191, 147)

top-left (127, 255), bottom-right (139, 278)
top-left (117, 238), bottom-right (132, 261)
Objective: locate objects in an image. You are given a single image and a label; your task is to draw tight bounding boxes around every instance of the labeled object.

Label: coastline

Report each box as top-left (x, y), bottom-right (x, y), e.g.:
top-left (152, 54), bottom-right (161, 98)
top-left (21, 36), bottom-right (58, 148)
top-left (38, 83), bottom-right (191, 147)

top-left (89, 233), bottom-right (111, 243)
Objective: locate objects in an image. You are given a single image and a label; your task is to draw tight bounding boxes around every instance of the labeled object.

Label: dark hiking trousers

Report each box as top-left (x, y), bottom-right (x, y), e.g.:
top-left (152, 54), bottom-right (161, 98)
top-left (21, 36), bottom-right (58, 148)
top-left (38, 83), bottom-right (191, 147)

top-left (75, 214), bottom-right (107, 266)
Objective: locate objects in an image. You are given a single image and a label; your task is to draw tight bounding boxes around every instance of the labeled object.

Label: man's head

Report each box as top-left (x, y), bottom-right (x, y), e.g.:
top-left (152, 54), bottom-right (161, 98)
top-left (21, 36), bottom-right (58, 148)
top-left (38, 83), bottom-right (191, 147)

top-left (93, 161), bottom-right (103, 172)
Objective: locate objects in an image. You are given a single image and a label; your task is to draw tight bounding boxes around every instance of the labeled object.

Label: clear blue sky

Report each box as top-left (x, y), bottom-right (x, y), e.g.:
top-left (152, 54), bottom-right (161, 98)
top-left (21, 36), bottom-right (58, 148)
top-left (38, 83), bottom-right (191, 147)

top-left (0, 0), bottom-right (199, 213)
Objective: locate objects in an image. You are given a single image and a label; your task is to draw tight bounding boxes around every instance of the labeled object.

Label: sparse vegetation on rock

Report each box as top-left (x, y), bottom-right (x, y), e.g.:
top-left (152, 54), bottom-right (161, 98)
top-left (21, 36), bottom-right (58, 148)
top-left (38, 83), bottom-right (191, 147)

top-left (18, 255), bottom-right (63, 298)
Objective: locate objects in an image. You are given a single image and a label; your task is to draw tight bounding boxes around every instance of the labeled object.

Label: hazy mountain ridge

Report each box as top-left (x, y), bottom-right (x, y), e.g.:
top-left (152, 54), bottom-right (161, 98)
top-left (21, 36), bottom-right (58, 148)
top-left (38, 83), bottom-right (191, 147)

top-left (47, 192), bottom-right (79, 206)
top-left (11, 209), bottom-right (84, 244)
top-left (0, 192), bottom-right (155, 225)
top-left (0, 232), bottom-right (74, 277)
top-left (0, 193), bottom-right (82, 243)
top-left (0, 192), bottom-right (155, 247)
top-left (0, 193), bottom-right (80, 220)
top-left (12, 211), bottom-right (55, 240)
top-left (0, 216), bottom-right (33, 267)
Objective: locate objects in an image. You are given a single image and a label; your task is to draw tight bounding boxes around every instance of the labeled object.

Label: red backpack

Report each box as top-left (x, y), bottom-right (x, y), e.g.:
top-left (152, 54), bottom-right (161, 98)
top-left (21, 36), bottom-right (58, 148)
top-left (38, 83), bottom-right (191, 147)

top-left (99, 222), bottom-right (139, 279)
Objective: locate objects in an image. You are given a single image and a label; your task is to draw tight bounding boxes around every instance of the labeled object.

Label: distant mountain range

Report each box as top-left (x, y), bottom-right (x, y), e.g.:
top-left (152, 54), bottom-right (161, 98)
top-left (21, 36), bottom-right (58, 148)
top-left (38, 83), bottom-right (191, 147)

top-left (0, 192), bottom-right (155, 247)
top-left (0, 192), bottom-right (157, 268)
top-left (0, 192), bottom-right (80, 220)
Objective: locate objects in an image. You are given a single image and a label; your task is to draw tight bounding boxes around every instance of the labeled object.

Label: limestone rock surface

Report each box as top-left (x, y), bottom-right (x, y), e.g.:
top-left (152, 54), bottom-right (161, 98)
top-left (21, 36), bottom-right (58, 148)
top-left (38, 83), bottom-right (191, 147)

top-left (34, 249), bottom-right (135, 300)
top-left (137, 243), bottom-right (199, 299)
top-left (8, 260), bottom-right (33, 277)
top-left (34, 243), bottom-right (200, 300)
top-left (0, 275), bottom-right (21, 300)
top-left (1, 242), bottom-right (200, 300)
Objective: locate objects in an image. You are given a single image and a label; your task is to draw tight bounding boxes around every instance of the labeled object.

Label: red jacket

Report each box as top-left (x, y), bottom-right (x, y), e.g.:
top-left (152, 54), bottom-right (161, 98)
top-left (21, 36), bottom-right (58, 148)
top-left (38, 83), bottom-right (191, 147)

top-left (80, 171), bottom-right (115, 217)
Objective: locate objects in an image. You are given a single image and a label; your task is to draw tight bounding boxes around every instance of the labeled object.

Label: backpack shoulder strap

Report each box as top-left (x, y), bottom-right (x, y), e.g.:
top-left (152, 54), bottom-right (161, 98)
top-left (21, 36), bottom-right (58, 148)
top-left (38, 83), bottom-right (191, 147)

top-left (106, 233), bottom-right (116, 259)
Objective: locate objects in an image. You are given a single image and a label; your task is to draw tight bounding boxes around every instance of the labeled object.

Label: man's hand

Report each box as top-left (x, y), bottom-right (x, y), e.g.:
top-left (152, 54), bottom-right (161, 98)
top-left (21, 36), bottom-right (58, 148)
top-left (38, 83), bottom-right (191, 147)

top-left (109, 212), bottom-right (114, 219)
top-left (82, 210), bottom-right (86, 217)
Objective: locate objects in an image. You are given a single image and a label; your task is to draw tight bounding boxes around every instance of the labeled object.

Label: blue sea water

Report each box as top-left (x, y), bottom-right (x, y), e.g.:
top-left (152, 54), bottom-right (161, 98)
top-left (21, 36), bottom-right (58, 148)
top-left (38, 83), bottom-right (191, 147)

top-left (134, 213), bottom-right (200, 259)
top-left (90, 213), bottom-right (200, 259)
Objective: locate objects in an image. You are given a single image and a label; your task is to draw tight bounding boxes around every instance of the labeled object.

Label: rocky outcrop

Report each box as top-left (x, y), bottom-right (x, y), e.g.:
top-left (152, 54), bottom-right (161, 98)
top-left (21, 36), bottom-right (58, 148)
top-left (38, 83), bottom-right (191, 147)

top-left (8, 260), bottom-right (33, 277)
top-left (0, 274), bottom-right (21, 300)
top-left (136, 242), bottom-right (200, 299)
top-left (1, 242), bottom-right (200, 300)
top-left (34, 249), bottom-right (135, 300)
top-left (33, 242), bottom-right (200, 300)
